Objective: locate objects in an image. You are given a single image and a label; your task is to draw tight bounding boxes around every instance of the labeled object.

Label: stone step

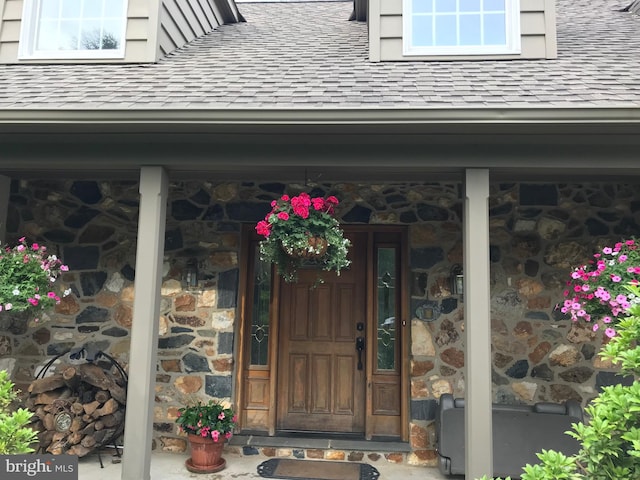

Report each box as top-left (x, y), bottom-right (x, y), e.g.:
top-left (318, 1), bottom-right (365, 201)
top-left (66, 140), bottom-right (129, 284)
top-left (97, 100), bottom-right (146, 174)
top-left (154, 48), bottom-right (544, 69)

top-left (229, 434), bottom-right (413, 464)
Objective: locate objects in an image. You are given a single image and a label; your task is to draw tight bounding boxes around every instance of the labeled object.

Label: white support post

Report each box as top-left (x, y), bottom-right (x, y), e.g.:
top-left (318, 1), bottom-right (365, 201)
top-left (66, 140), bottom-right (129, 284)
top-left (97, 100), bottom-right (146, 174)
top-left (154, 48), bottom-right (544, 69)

top-left (121, 167), bottom-right (168, 480)
top-left (0, 175), bottom-right (11, 245)
top-left (464, 169), bottom-right (493, 479)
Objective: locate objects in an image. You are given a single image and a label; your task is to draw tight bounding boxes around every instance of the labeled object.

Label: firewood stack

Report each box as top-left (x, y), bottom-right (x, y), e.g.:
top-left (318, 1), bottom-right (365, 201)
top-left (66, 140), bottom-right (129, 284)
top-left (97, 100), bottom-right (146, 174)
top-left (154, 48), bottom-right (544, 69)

top-left (25, 362), bottom-right (127, 457)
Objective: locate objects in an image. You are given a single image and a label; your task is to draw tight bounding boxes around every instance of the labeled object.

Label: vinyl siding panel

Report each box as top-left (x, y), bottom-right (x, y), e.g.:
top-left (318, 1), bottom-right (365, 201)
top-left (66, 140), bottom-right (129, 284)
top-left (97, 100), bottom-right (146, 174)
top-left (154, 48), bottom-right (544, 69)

top-left (158, 0), bottom-right (240, 57)
top-left (370, 0), bottom-right (557, 62)
top-left (0, 0), bottom-right (157, 63)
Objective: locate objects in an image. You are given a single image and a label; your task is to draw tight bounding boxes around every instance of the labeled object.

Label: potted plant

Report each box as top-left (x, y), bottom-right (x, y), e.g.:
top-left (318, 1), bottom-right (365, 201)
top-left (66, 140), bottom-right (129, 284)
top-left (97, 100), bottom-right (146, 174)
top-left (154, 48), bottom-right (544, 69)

top-left (0, 237), bottom-right (69, 322)
top-left (255, 192), bottom-right (351, 282)
top-left (175, 400), bottom-right (237, 473)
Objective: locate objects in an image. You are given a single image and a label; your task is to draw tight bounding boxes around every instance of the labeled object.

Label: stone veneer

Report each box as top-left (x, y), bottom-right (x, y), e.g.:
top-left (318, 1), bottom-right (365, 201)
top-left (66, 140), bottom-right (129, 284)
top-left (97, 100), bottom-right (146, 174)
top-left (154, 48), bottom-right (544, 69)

top-left (1, 179), bottom-right (639, 466)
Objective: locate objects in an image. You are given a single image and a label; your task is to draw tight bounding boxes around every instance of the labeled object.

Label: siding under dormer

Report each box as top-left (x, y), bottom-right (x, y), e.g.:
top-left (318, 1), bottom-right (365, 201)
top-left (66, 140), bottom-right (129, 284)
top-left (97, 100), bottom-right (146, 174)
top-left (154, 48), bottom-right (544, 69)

top-left (158, 0), bottom-right (243, 57)
top-left (369, 0), bottom-right (557, 62)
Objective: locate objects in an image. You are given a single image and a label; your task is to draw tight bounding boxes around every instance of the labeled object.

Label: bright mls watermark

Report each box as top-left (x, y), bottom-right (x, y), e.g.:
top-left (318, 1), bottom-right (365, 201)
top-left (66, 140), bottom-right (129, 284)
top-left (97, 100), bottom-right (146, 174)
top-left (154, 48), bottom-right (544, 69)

top-left (0, 455), bottom-right (77, 479)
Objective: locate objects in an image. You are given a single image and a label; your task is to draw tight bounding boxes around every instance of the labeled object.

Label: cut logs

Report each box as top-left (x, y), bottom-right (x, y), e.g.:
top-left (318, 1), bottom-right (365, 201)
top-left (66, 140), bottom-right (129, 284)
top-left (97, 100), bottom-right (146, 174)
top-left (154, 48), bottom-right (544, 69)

top-left (25, 362), bottom-right (127, 457)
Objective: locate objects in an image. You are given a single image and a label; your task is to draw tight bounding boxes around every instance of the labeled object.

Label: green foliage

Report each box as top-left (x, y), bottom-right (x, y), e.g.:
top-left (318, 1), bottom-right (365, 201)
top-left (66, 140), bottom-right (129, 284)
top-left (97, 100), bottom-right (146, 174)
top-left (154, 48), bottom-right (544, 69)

top-left (0, 370), bottom-right (38, 454)
top-left (521, 450), bottom-right (581, 480)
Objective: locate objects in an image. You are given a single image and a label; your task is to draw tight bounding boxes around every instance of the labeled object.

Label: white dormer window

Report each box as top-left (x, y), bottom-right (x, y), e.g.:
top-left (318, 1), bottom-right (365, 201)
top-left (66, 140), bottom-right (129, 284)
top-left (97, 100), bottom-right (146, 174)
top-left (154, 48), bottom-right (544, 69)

top-left (403, 0), bottom-right (521, 56)
top-left (19, 0), bottom-right (128, 60)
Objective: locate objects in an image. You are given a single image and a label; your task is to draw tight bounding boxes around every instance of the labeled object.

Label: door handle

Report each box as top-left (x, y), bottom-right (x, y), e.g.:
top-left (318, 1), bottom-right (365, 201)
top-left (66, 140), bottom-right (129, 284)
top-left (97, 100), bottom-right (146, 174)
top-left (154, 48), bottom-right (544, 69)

top-left (355, 336), bottom-right (365, 370)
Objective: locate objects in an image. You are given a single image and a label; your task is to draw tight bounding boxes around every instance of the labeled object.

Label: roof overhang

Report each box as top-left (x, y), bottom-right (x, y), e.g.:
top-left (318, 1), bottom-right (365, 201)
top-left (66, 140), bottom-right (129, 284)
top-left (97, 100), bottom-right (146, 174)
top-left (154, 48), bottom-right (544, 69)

top-left (1, 106), bottom-right (639, 182)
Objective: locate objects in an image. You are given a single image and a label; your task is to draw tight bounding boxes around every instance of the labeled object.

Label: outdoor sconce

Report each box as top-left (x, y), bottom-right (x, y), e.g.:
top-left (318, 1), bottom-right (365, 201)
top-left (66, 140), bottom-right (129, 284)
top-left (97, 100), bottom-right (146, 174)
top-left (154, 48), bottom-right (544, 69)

top-left (183, 259), bottom-right (199, 290)
top-left (450, 264), bottom-right (464, 301)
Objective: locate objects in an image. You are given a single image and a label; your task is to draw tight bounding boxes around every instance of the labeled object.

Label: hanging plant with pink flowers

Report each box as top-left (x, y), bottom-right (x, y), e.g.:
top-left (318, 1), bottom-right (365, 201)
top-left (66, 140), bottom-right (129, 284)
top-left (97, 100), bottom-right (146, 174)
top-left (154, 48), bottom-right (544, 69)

top-left (561, 238), bottom-right (640, 337)
top-left (255, 193), bottom-right (351, 282)
top-left (0, 237), bottom-right (69, 318)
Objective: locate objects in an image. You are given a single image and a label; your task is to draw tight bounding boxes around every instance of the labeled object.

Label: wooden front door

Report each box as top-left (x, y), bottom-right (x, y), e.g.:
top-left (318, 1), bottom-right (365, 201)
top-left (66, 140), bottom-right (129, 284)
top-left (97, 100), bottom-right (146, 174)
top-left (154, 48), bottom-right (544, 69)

top-left (276, 231), bottom-right (367, 433)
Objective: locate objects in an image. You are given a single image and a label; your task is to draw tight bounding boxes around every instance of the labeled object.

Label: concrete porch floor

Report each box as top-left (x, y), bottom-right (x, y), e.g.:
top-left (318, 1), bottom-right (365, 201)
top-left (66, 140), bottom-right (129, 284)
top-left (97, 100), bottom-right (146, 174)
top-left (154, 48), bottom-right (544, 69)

top-left (78, 449), bottom-right (458, 480)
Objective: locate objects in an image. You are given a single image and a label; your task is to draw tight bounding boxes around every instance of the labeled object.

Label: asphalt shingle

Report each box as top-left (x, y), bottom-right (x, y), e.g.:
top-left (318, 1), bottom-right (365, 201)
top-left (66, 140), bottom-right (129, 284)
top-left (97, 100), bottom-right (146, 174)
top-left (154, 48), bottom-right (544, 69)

top-left (0, 0), bottom-right (639, 110)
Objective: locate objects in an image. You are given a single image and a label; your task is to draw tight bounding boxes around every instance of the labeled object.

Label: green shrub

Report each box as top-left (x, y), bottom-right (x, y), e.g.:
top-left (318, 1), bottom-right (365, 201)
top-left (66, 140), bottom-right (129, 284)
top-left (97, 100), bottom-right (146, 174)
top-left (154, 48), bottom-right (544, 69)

top-left (0, 369), bottom-right (38, 454)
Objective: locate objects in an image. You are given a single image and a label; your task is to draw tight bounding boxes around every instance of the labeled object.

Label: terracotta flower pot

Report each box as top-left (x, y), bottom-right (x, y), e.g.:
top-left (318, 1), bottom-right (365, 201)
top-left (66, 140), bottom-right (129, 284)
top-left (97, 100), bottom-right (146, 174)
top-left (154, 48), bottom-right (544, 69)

top-left (185, 434), bottom-right (226, 473)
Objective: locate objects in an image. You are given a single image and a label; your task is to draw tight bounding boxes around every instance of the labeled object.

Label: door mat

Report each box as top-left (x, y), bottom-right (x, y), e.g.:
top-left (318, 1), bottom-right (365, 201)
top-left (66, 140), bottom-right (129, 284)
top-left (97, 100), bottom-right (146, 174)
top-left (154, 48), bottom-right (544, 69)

top-left (257, 458), bottom-right (380, 480)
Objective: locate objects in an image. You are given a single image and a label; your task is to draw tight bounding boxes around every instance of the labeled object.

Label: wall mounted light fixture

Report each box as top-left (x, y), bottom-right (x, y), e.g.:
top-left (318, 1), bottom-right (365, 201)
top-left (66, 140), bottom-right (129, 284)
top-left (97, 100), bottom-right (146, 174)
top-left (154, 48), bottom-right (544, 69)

top-left (450, 264), bottom-right (464, 301)
top-left (183, 259), bottom-right (199, 290)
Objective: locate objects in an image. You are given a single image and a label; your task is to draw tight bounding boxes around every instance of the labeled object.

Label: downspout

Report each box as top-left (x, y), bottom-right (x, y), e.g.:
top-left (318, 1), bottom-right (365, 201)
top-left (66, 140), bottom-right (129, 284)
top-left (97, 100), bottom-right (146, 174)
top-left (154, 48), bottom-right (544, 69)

top-left (0, 175), bottom-right (10, 244)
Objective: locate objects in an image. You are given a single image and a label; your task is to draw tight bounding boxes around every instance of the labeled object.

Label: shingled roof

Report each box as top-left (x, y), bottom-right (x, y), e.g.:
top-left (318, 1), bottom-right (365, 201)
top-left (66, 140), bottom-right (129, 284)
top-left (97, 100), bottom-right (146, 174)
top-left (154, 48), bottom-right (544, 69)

top-left (0, 0), bottom-right (639, 111)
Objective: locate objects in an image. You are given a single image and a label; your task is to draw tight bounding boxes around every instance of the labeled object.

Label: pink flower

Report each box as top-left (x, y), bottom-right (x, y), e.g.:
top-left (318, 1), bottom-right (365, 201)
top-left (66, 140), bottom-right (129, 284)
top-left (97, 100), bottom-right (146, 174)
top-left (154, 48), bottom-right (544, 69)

top-left (32, 243), bottom-right (39, 250)
top-left (60, 265), bottom-right (69, 272)
top-left (281, 195), bottom-right (290, 201)
top-left (18, 237), bottom-right (25, 243)
top-left (603, 247), bottom-right (613, 254)
top-left (212, 430), bottom-right (220, 441)
top-left (47, 292), bottom-right (56, 298)
top-left (619, 254), bottom-right (628, 262)
top-left (225, 432), bottom-right (232, 440)
top-left (611, 275), bottom-right (622, 283)
top-left (277, 212), bottom-right (289, 221)
top-left (256, 220), bottom-right (272, 237)
top-left (218, 412), bottom-right (225, 420)
top-left (593, 324), bottom-right (599, 332)
top-left (605, 328), bottom-right (616, 338)
top-left (311, 198), bottom-right (325, 211)
top-left (16, 244), bottom-right (25, 252)
top-left (603, 316), bottom-right (612, 323)
top-left (5, 303), bottom-right (12, 310)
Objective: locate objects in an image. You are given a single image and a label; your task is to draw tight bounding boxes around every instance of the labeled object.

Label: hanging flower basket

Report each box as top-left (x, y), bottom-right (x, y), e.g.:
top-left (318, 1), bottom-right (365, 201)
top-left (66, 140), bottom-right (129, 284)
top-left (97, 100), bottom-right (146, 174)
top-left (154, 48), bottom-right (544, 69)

top-left (0, 237), bottom-right (69, 322)
top-left (255, 193), bottom-right (351, 282)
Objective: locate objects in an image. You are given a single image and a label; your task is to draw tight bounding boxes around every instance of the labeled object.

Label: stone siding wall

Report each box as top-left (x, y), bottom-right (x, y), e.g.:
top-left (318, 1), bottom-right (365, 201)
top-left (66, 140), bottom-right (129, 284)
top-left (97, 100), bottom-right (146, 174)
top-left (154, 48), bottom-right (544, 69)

top-left (1, 179), bottom-right (638, 459)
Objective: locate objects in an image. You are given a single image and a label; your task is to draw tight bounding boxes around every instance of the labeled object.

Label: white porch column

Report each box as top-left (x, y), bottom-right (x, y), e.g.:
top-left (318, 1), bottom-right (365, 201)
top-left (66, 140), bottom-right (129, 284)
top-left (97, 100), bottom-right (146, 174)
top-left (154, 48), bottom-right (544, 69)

top-left (122, 167), bottom-right (168, 480)
top-left (0, 175), bottom-right (11, 244)
top-left (464, 169), bottom-right (493, 479)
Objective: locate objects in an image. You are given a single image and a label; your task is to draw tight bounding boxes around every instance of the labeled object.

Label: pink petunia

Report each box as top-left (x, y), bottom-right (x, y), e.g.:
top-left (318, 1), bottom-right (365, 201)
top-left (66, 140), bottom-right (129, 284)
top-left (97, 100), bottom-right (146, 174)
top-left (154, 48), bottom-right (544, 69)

top-left (605, 328), bottom-right (616, 338)
top-left (60, 265), bottom-right (69, 272)
top-left (603, 247), bottom-right (613, 254)
top-left (611, 275), bottom-right (622, 283)
top-left (277, 212), bottom-right (289, 221)
top-left (619, 254), bottom-right (628, 263)
top-left (603, 316), bottom-right (612, 323)
top-left (593, 324), bottom-right (599, 332)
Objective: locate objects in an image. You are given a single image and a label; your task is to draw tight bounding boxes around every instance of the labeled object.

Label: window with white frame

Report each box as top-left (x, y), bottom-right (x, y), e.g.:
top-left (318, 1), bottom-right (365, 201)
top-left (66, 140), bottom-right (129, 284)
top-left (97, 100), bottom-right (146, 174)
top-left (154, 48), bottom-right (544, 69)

top-left (19, 0), bottom-right (128, 59)
top-left (403, 0), bottom-right (521, 56)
